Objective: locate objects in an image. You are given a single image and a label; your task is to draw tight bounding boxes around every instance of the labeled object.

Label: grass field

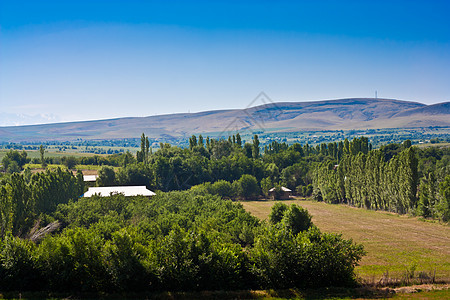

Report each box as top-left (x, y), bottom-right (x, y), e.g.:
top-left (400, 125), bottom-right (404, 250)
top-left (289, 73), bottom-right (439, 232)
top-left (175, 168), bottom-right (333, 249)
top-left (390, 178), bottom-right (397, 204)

top-left (21, 164), bottom-right (103, 176)
top-left (0, 149), bottom-right (103, 160)
top-left (241, 199), bottom-right (450, 282)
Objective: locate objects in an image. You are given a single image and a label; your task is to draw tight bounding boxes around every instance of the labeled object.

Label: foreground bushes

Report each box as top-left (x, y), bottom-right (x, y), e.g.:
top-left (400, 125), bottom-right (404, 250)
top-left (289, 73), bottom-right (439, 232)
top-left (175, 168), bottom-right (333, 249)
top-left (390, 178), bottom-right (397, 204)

top-left (0, 192), bottom-right (364, 292)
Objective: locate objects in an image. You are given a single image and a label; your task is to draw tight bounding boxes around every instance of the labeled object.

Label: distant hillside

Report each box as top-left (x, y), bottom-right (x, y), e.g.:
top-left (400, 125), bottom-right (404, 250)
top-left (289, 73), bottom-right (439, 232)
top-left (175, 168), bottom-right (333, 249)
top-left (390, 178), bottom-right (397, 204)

top-left (0, 98), bottom-right (448, 142)
top-left (393, 102), bottom-right (450, 117)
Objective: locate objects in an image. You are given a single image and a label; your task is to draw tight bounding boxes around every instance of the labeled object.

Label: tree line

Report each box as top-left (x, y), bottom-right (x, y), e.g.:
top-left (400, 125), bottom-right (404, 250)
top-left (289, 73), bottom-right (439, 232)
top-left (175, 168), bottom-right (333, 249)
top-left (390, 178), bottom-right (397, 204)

top-left (313, 141), bottom-right (450, 221)
top-left (0, 168), bottom-right (84, 238)
top-left (1, 148), bottom-right (133, 173)
top-left (96, 133), bottom-right (352, 194)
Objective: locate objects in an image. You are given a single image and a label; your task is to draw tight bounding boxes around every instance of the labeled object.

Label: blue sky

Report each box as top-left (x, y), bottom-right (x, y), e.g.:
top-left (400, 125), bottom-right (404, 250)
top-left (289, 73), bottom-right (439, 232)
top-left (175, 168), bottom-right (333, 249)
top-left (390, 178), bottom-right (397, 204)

top-left (1, 0), bottom-right (449, 125)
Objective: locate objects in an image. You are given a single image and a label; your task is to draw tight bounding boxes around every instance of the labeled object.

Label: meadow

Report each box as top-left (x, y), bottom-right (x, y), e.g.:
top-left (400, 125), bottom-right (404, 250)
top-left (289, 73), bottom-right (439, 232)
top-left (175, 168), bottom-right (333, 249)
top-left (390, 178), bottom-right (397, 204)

top-left (0, 148), bottom-right (100, 160)
top-left (241, 198), bottom-right (450, 282)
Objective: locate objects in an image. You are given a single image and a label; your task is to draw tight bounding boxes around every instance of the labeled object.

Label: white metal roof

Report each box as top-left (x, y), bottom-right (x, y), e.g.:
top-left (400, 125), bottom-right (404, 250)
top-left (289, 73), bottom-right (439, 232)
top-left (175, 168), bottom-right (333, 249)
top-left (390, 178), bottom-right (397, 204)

top-left (83, 175), bottom-right (98, 182)
top-left (83, 186), bottom-right (156, 197)
top-left (269, 186), bottom-right (292, 192)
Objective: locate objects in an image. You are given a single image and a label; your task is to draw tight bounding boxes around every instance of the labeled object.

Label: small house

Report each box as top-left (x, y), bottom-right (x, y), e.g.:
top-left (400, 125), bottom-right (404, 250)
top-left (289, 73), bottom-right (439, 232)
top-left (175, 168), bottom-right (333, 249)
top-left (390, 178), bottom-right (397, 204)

top-left (268, 186), bottom-right (292, 200)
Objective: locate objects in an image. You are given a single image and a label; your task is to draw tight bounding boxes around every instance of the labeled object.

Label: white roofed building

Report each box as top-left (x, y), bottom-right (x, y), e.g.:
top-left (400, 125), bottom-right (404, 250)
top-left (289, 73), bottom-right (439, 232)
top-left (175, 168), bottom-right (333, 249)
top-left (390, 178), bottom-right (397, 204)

top-left (268, 186), bottom-right (292, 200)
top-left (269, 186), bottom-right (292, 193)
top-left (83, 175), bottom-right (98, 187)
top-left (83, 175), bottom-right (98, 182)
top-left (83, 186), bottom-right (156, 197)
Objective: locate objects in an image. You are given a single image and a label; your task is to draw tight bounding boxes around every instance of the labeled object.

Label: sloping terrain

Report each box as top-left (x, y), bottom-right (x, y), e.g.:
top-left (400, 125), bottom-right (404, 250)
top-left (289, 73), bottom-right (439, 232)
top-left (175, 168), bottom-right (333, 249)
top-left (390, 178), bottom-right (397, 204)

top-left (0, 98), bottom-right (448, 142)
top-left (393, 102), bottom-right (450, 117)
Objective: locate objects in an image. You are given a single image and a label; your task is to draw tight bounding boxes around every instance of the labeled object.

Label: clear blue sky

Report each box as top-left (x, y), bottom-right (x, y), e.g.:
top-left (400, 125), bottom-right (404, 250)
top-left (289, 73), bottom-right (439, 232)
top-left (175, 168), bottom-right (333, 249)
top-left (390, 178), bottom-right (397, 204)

top-left (1, 0), bottom-right (449, 125)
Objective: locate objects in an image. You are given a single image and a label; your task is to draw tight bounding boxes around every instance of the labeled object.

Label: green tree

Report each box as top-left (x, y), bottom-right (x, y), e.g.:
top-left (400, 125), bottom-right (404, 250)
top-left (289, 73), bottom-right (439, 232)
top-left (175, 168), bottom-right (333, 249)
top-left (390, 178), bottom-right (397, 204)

top-left (97, 166), bottom-right (116, 186)
top-left (236, 133), bottom-right (242, 147)
top-left (62, 156), bottom-right (78, 170)
top-left (189, 135), bottom-right (198, 150)
top-left (1, 150), bottom-right (28, 172)
top-left (260, 177), bottom-right (273, 198)
top-left (32, 168), bottom-right (84, 215)
top-left (117, 163), bottom-right (154, 189)
top-left (252, 134), bottom-right (260, 159)
top-left (121, 151), bottom-right (135, 167)
top-left (136, 133), bottom-right (150, 163)
top-left (265, 163), bottom-right (279, 182)
top-left (281, 204), bottom-right (312, 235)
top-left (403, 139), bottom-right (412, 149)
top-left (438, 175), bottom-right (450, 221)
top-left (6, 161), bottom-right (20, 174)
top-left (9, 173), bottom-right (33, 235)
top-left (208, 180), bottom-right (234, 198)
top-left (269, 202), bottom-right (288, 224)
top-left (40, 145), bottom-right (47, 168)
top-left (0, 185), bottom-right (13, 237)
top-left (235, 174), bottom-right (259, 200)
top-left (243, 143), bottom-right (253, 158)
top-left (211, 139), bottom-right (232, 159)
top-left (0, 234), bottom-right (38, 290)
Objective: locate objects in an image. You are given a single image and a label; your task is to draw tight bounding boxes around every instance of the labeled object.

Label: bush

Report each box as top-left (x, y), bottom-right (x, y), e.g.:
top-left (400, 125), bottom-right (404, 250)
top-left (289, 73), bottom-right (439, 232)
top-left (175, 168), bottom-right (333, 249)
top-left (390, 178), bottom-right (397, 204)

top-left (281, 204), bottom-right (312, 235)
top-left (269, 202), bottom-right (288, 224)
top-left (0, 234), bottom-right (38, 291)
top-left (312, 187), bottom-right (323, 201)
top-left (36, 228), bottom-right (107, 292)
top-left (234, 174), bottom-right (260, 200)
top-left (208, 180), bottom-right (234, 199)
top-left (249, 226), bottom-right (365, 288)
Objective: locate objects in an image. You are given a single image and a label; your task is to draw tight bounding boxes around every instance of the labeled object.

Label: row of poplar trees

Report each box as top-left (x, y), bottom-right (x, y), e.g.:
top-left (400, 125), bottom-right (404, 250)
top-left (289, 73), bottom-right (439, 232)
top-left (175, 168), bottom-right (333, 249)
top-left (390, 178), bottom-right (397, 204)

top-left (313, 139), bottom-right (419, 215)
top-left (0, 168), bottom-right (84, 238)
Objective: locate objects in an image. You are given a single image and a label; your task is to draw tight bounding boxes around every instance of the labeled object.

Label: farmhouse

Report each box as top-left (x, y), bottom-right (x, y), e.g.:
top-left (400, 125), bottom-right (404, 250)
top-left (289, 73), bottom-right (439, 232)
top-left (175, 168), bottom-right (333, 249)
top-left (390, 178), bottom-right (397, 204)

top-left (83, 186), bottom-right (156, 197)
top-left (268, 186), bottom-right (292, 200)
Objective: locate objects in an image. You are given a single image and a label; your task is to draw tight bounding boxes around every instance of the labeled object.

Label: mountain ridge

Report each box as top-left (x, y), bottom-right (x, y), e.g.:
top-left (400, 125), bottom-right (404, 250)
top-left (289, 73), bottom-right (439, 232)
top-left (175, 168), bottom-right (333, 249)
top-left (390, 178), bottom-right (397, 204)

top-left (0, 98), bottom-right (448, 142)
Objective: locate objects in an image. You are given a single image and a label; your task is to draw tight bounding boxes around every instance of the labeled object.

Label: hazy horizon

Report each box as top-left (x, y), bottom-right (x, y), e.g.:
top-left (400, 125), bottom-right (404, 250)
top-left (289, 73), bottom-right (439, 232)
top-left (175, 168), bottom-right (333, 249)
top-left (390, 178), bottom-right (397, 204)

top-left (1, 1), bottom-right (449, 126)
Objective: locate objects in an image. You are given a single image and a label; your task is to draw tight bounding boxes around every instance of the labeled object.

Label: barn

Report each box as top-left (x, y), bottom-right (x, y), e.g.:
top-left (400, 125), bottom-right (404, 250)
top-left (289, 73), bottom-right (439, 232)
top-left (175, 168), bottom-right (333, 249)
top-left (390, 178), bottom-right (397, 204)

top-left (83, 186), bottom-right (156, 197)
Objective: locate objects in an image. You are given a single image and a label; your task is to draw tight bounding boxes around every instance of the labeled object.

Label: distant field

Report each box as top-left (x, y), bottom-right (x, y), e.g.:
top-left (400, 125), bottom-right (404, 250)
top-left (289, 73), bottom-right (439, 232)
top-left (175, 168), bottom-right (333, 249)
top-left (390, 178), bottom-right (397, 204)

top-left (241, 199), bottom-right (450, 281)
top-left (23, 164), bottom-right (104, 175)
top-left (415, 142), bottom-right (450, 148)
top-left (0, 149), bottom-right (102, 160)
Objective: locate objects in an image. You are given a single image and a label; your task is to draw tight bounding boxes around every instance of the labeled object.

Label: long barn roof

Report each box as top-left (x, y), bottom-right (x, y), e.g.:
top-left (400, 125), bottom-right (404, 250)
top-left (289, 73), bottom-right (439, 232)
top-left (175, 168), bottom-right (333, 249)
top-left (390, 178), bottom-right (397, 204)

top-left (83, 186), bottom-right (156, 197)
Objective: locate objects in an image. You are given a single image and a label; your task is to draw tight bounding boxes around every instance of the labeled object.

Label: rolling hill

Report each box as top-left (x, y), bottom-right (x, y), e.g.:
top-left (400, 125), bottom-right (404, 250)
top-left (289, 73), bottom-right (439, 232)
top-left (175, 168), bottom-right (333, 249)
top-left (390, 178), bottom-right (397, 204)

top-left (0, 98), bottom-right (448, 142)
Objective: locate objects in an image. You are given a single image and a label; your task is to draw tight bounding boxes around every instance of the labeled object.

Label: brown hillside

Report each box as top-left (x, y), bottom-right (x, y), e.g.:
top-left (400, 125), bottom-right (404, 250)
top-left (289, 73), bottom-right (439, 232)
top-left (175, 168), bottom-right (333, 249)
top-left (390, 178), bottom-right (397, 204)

top-left (0, 98), bottom-right (448, 142)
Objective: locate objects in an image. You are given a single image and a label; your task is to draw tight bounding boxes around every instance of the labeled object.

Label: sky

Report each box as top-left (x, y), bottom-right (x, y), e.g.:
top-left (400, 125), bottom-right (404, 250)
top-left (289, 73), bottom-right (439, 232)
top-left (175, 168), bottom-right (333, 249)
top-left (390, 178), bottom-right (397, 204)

top-left (1, 0), bottom-right (449, 126)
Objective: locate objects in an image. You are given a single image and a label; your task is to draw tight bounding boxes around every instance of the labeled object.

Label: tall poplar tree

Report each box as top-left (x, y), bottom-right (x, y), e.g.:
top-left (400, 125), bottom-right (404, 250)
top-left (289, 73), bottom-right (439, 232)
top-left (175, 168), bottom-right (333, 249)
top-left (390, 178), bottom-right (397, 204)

top-left (252, 134), bottom-right (260, 159)
top-left (40, 145), bottom-right (47, 168)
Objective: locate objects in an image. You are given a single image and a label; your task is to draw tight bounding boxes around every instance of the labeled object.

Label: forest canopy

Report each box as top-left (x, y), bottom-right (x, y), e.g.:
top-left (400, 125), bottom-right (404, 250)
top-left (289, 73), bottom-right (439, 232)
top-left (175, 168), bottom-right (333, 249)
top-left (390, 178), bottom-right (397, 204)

top-left (0, 191), bottom-right (365, 292)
